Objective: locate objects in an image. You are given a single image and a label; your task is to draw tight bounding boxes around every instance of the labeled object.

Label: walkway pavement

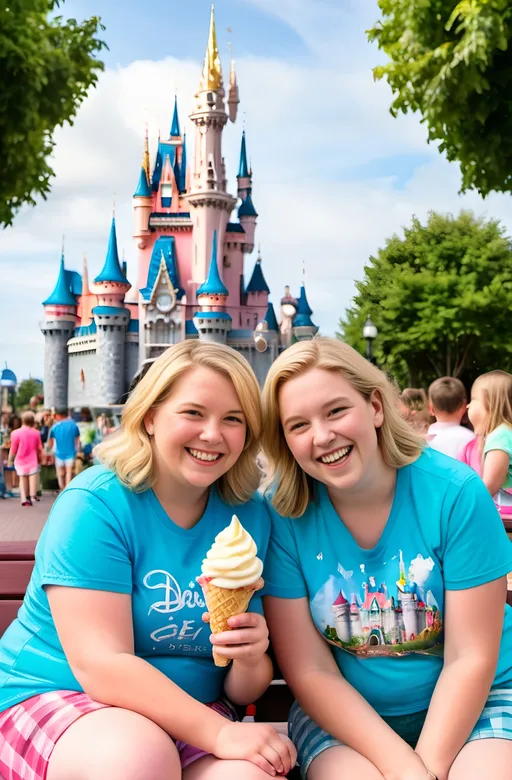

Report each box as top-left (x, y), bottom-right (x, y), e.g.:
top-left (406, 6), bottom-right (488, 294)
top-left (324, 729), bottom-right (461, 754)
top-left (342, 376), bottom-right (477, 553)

top-left (0, 492), bottom-right (56, 542)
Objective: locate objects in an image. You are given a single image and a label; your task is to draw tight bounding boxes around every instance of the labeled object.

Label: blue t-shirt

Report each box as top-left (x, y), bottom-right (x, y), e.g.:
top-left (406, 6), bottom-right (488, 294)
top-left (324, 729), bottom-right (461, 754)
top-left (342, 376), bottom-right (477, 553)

top-left (48, 419), bottom-right (80, 460)
top-left (0, 466), bottom-right (270, 712)
top-left (264, 449), bottom-right (512, 717)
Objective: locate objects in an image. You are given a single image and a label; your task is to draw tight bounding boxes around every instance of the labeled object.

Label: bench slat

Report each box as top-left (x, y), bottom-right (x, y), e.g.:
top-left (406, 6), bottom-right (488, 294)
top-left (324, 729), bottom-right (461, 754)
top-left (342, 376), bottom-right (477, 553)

top-left (0, 561), bottom-right (34, 596)
top-left (0, 600), bottom-right (22, 636)
top-left (0, 541), bottom-right (36, 561)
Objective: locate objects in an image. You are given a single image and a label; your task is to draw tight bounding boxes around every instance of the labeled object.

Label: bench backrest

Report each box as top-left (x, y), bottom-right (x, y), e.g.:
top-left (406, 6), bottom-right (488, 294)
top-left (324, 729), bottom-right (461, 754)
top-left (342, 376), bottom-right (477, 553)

top-left (0, 541), bottom-right (36, 636)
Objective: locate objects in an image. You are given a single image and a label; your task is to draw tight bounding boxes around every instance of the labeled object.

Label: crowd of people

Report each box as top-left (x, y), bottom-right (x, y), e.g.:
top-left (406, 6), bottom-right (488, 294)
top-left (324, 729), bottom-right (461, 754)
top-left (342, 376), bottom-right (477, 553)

top-left (0, 408), bottom-right (117, 504)
top-left (398, 372), bottom-right (512, 513)
top-left (0, 342), bottom-right (510, 780)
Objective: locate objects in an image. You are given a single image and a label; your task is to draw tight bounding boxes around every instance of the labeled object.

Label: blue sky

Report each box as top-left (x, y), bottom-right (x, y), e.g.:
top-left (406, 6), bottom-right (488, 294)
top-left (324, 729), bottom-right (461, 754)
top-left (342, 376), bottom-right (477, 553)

top-left (1, 0), bottom-right (511, 381)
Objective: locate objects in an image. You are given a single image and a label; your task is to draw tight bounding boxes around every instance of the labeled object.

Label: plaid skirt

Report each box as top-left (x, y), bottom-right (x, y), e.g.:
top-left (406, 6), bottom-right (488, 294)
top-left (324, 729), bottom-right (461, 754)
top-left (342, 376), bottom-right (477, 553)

top-left (0, 690), bottom-right (237, 780)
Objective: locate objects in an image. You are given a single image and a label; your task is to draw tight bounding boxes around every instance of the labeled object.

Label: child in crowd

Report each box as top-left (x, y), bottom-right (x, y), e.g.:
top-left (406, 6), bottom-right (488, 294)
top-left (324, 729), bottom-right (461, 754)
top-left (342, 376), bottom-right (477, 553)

top-left (7, 411), bottom-right (43, 506)
top-left (466, 370), bottom-right (512, 511)
top-left (262, 337), bottom-right (512, 780)
top-left (398, 388), bottom-right (430, 434)
top-left (0, 341), bottom-right (294, 780)
top-left (47, 409), bottom-right (80, 490)
top-left (427, 377), bottom-right (475, 458)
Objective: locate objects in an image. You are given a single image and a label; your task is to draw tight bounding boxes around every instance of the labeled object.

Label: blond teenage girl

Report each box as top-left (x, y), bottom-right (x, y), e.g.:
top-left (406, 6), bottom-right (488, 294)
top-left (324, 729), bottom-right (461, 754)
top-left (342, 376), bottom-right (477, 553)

top-left (466, 370), bottom-right (512, 511)
top-left (261, 337), bottom-right (512, 780)
top-left (0, 341), bottom-right (295, 780)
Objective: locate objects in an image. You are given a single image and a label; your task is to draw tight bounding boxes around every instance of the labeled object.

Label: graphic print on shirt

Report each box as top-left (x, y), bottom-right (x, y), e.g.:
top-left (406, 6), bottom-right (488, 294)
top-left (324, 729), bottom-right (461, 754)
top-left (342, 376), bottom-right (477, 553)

top-left (311, 550), bottom-right (443, 657)
top-left (142, 569), bottom-right (210, 654)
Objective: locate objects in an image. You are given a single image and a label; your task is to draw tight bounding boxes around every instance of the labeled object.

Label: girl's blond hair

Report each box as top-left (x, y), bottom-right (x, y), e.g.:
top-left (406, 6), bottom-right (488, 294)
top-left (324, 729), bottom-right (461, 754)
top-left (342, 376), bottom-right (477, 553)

top-left (472, 370), bottom-right (512, 441)
top-left (261, 337), bottom-right (424, 518)
top-left (95, 341), bottom-right (262, 504)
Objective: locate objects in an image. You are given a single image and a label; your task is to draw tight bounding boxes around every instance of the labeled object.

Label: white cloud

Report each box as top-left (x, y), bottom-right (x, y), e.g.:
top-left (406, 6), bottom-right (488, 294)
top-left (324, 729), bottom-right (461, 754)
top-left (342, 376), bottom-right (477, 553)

top-left (1, 1), bottom-right (512, 382)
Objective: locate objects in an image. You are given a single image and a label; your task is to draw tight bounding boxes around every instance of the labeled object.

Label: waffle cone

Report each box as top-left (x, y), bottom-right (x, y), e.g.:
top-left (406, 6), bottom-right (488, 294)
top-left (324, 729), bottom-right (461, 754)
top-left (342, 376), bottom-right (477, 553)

top-left (201, 579), bottom-right (263, 667)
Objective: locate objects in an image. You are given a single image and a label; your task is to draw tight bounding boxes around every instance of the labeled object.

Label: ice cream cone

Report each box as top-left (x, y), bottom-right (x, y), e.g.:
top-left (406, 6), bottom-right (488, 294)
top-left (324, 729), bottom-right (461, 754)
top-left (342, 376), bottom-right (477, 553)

top-left (200, 578), bottom-right (264, 667)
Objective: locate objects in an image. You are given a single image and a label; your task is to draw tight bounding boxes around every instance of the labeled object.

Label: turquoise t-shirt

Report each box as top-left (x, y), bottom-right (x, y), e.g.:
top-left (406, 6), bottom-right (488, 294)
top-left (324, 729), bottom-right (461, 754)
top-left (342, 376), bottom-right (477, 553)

top-left (484, 424), bottom-right (512, 491)
top-left (0, 466), bottom-right (270, 713)
top-left (264, 449), bottom-right (512, 717)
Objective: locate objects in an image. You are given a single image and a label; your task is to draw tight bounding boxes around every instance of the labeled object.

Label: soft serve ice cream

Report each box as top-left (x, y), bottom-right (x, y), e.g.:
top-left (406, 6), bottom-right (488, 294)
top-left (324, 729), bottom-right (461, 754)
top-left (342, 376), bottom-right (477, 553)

top-left (197, 515), bottom-right (264, 666)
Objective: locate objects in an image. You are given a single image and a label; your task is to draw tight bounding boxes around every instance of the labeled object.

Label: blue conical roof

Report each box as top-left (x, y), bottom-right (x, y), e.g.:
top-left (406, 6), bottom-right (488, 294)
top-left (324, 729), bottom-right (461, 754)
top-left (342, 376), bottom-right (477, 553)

top-left (171, 96), bottom-right (181, 137)
top-left (246, 258), bottom-right (270, 294)
top-left (94, 218), bottom-right (128, 284)
top-left (180, 135), bottom-right (187, 192)
top-left (197, 231), bottom-right (229, 296)
top-left (294, 284), bottom-right (316, 327)
top-left (43, 254), bottom-right (77, 307)
top-left (134, 165), bottom-right (151, 197)
top-left (238, 192), bottom-right (258, 218)
top-left (238, 131), bottom-right (249, 178)
top-left (264, 302), bottom-right (279, 332)
top-left (0, 366), bottom-right (17, 387)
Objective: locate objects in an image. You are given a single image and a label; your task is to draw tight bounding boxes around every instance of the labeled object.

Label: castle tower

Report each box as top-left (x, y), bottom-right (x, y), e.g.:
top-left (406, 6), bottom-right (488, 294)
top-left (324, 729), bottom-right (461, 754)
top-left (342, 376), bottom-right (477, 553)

top-left (331, 591), bottom-right (351, 643)
top-left (92, 218), bottom-right (131, 404)
top-left (246, 250), bottom-right (270, 308)
top-left (41, 253), bottom-right (77, 409)
top-left (227, 52), bottom-right (239, 123)
top-left (292, 283), bottom-right (319, 341)
top-left (187, 6), bottom-right (237, 285)
top-left (133, 129), bottom-right (153, 250)
top-left (349, 594), bottom-right (363, 637)
top-left (194, 230), bottom-right (232, 344)
top-left (400, 592), bottom-right (418, 641)
top-left (237, 131), bottom-right (251, 200)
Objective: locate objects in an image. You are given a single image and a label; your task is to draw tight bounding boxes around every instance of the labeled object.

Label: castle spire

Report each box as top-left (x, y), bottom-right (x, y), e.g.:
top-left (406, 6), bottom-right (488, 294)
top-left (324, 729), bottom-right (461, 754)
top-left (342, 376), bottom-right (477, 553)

top-left (292, 283), bottom-right (319, 341)
top-left (200, 5), bottom-right (223, 91)
top-left (143, 125), bottom-right (150, 183)
top-left (82, 254), bottom-right (90, 296)
top-left (42, 253), bottom-right (77, 307)
top-left (94, 218), bottom-right (129, 285)
top-left (170, 95), bottom-right (181, 138)
top-left (197, 230), bottom-right (228, 296)
top-left (238, 131), bottom-right (249, 179)
top-left (227, 49), bottom-right (239, 123)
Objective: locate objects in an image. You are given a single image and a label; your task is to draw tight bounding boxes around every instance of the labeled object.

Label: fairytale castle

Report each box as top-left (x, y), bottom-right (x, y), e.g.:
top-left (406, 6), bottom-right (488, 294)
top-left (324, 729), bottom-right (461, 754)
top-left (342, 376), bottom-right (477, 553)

top-left (40, 8), bottom-right (318, 410)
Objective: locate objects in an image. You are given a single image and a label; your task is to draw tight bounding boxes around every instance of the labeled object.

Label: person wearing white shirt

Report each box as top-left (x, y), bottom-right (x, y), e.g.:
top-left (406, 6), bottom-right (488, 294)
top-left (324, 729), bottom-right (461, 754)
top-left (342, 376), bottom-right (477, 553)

top-left (428, 377), bottom-right (475, 458)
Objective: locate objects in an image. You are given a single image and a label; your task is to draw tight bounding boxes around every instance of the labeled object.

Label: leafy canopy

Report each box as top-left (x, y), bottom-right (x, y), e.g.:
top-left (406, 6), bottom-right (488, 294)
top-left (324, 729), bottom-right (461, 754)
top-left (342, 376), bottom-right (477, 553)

top-left (0, 0), bottom-right (105, 227)
top-left (15, 378), bottom-right (43, 409)
top-left (368, 1), bottom-right (512, 196)
top-left (339, 211), bottom-right (512, 388)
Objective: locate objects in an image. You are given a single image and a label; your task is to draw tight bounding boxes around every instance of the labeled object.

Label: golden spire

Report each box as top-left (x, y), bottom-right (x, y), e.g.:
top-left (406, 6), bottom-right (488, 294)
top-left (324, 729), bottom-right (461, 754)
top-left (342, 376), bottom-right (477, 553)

top-left (201, 5), bottom-right (223, 91)
top-left (142, 124), bottom-right (150, 184)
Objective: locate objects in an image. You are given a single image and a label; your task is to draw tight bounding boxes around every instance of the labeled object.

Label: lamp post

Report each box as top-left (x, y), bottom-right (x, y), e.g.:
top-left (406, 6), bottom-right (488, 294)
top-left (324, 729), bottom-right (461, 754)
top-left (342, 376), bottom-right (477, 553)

top-left (362, 316), bottom-right (378, 363)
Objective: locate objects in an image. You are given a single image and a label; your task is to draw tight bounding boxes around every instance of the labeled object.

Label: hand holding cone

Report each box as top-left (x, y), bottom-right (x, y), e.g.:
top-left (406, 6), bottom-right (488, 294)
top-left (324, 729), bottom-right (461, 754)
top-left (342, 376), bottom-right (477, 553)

top-left (198, 515), bottom-right (264, 667)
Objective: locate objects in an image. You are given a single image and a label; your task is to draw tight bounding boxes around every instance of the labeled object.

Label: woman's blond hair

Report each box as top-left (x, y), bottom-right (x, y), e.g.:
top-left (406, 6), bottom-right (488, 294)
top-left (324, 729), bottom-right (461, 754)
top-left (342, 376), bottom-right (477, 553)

top-left (95, 341), bottom-right (262, 504)
top-left (261, 337), bottom-right (424, 518)
top-left (472, 370), bottom-right (512, 442)
top-left (21, 411), bottom-right (35, 427)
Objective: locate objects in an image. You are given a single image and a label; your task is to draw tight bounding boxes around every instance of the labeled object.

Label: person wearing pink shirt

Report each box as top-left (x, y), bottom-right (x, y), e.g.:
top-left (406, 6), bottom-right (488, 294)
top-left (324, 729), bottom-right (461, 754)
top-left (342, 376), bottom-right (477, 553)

top-left (8, 411), bottom-right (43, 506)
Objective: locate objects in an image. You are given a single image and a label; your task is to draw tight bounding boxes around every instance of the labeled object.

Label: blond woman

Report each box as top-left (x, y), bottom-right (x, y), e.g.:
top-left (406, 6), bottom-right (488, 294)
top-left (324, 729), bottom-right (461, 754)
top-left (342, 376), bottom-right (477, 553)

top-left (0, 342), bottom-right (295, 780)
top-left (262, 337), bottom-right (512, 780)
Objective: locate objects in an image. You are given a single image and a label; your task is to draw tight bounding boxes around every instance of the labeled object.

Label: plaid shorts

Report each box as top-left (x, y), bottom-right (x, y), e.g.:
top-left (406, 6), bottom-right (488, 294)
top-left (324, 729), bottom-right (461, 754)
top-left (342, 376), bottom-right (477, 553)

top-left (289, 687), bottom-right (512, 779)
top-left (0, 690), bottom-right (238, 780)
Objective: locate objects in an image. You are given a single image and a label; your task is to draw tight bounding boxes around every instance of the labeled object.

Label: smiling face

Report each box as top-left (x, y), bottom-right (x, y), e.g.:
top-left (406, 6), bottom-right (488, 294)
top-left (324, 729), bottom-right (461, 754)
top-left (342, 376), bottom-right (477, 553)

top-left (278, 367), bottom-right (387, 498)
top-left (145, 365), bottom-right (247, 497)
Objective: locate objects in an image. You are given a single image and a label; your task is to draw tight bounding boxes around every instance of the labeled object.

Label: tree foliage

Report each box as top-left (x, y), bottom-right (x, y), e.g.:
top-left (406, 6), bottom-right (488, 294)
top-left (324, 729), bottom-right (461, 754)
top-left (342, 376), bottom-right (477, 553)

top-left (0, 0), bottom-right (105, 227)
top-left (15, 378), bottom-right (43, 409)
top-left (368, 1), bottom-right (512, 196)
top-left (339, 211), bottom-right (512, 388)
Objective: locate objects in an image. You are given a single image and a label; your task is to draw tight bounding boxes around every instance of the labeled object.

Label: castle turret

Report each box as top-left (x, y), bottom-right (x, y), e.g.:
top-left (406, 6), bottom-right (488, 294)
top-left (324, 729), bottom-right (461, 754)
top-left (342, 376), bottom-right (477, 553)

top-left (187, 6), bottom-right (237, 285)
top-left (133, 128), bottom-right (153, 249)
top-left (227, 55), bottom-right (239, 123)
top-left (170, 95), bottom-right (181, 138)
top-left (292, 283), bottom-right (319, 341)
top-left (92, 218), bottom-right (131, 404)
top-left (237, 131), bottom-right (251, 199)
top-left (246, 251), bottom-right (270, 307)
top-left (41, 252), bottom-right (78, 409)
top-left (194, 230), bottom-right (232, 344)
top-left (332, 591), bottom-right (351, 644)
top-left (238, 191), bottom-right (258, 254)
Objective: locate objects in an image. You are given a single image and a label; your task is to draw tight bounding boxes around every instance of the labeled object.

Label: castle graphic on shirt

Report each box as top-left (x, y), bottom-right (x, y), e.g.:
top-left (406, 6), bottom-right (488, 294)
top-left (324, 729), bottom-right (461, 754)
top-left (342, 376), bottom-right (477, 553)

top-left (312, 550), bottom-right (443, 657)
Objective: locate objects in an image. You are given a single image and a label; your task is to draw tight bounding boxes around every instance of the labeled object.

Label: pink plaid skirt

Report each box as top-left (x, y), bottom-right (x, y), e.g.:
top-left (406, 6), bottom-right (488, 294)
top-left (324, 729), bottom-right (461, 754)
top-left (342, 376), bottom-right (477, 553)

top-left (0, 690), bottom-right (238, 780)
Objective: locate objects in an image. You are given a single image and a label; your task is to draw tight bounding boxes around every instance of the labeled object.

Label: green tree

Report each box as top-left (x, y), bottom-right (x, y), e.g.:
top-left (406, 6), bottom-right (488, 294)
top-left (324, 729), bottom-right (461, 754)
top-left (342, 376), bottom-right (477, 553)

top-left (15, 378), bottom-right (43, 410)
top-left (368, 1), bottom-right (512, 196)
top-left (339, 211), bottom-right (512, 388)
top-left (0, 1), bottom-right (105, 227)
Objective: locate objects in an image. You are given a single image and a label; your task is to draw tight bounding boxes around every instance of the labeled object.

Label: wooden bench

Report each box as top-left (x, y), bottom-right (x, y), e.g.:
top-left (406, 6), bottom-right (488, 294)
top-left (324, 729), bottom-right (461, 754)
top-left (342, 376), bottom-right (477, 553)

top-left (0, 540), bottom-right (36, 636)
